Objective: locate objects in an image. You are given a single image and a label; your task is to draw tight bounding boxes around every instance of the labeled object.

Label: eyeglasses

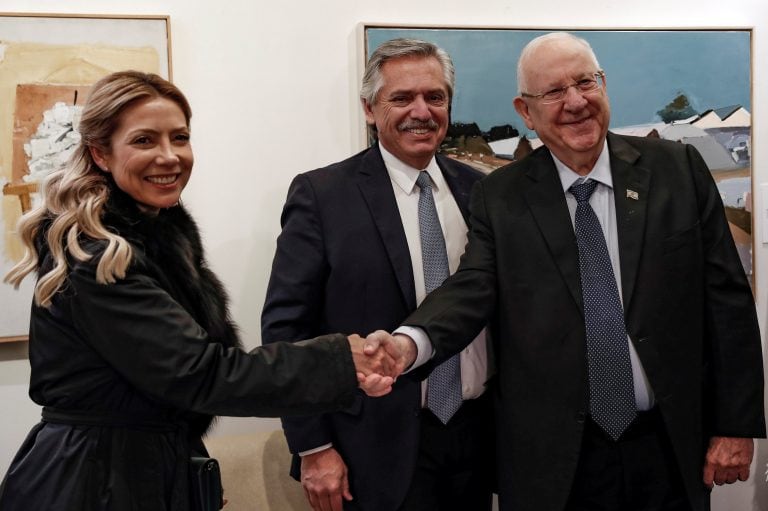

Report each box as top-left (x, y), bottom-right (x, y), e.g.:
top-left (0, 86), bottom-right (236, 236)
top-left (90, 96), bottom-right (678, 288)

top-left (520, 71), bottom-right (605, 104)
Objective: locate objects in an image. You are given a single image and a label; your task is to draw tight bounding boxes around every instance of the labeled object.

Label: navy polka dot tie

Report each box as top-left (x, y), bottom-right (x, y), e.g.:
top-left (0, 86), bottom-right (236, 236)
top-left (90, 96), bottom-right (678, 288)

top-left (570, 179), bottom-right (637, 440)
top-left (417, 171), bottom-right (462, 425)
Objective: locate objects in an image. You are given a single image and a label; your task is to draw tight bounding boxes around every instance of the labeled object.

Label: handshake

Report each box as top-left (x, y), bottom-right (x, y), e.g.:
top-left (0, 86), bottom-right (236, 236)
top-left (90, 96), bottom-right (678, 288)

top-left (347, 330), bottom-right (418, 397)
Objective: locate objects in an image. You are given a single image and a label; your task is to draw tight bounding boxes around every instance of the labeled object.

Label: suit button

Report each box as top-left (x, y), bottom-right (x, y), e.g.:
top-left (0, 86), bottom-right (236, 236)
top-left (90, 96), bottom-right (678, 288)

top-left (575, 411), bottom-right (586, 423)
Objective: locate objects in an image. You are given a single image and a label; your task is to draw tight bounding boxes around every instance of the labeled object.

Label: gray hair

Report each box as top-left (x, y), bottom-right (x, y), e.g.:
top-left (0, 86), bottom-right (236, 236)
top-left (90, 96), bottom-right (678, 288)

top-left (517, 32), bottom-right (600, 93)
top-left (361, 38), bottom-right (455, 106)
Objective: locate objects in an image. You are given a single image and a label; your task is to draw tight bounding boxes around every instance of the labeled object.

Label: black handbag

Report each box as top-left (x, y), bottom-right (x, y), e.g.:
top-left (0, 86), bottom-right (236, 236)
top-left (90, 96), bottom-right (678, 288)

top-left (190, 457), bottom-right (223, 511)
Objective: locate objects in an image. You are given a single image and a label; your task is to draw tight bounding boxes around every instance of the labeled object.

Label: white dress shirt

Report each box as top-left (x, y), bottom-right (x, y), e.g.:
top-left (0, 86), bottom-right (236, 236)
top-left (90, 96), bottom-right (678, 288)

top-left (380, 145), bottom-right (488, 403)
top-left (553, 144), bottom-right (653, 410)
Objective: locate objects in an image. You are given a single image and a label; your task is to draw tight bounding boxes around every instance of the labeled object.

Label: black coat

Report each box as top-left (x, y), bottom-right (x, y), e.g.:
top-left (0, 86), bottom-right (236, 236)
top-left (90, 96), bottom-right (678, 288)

top-left (0, 186), bottom-right (359, 511)
top-left (404, 134), bottom-right (765, 511)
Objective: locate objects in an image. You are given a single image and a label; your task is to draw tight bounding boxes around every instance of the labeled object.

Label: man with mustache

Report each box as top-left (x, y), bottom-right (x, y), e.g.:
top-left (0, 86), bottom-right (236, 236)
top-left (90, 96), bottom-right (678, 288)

top-left (372, 31), bottom-right (765, 511)
top-left (262, 38), bottom-right (493, 511)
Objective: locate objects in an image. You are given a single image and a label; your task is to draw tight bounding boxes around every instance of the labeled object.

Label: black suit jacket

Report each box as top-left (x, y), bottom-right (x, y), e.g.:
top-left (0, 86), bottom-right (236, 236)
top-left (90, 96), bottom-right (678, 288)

top-left (261, 144), bottom-right (484, 510)
top-left (404, 133), bottom-right (765, 511)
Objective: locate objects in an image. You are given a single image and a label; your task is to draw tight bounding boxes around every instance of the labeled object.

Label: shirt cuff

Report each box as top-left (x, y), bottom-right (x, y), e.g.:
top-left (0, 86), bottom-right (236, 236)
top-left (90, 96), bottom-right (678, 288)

top-left (393, 325), bottom-right (434, 372)
top-left (299, 443), bottom-right (333, 457)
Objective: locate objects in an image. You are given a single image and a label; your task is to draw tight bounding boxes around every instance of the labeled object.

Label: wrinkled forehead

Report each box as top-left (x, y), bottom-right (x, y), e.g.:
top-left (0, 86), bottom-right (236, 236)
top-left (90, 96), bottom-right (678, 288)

top-left (521, 40), bottom-right (599, 88)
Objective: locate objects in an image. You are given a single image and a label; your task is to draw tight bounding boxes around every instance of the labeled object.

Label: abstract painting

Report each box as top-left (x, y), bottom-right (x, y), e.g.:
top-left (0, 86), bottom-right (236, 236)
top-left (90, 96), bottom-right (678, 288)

top-left (0, 13), bottom-right (171, 341)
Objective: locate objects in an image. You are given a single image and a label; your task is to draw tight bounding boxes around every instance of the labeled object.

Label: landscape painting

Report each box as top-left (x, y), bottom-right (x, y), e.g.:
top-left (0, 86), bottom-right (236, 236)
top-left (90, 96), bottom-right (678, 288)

top-left (365, 26), bottom-right (753, 287)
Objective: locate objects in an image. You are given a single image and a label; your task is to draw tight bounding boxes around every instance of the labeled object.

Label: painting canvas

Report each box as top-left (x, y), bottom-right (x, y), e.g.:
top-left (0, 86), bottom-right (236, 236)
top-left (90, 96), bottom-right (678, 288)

top-left (365, 26), bottom-right (753, 286)
top-left (0, 14), bottom-right (171, 341)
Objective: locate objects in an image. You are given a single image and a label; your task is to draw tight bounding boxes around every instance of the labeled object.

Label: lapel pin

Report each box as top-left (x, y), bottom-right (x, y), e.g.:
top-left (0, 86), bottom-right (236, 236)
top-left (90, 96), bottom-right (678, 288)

top-left (626, 189), bottom-right (639, 200)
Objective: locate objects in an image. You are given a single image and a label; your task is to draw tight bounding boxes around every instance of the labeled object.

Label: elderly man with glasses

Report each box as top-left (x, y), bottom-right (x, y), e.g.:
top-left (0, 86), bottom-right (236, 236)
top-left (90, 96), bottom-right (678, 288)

top-left (370, 31), bottom-right (765, 511)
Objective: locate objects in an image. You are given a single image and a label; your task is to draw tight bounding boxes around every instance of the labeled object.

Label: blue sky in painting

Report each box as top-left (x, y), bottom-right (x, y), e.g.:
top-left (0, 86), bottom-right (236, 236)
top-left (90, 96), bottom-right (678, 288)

top-left (366, 28), bottom-right (751, 136)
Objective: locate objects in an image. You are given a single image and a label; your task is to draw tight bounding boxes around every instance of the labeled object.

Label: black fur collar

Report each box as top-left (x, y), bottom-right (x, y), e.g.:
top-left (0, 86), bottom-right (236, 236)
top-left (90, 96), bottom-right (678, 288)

top-left (102, 184), bottom-right (241, 351)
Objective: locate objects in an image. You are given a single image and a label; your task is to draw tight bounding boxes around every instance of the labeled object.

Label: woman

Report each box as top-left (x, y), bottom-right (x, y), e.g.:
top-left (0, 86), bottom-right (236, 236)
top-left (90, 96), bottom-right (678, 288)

top-left (0, 71), bottom-right (394, 510)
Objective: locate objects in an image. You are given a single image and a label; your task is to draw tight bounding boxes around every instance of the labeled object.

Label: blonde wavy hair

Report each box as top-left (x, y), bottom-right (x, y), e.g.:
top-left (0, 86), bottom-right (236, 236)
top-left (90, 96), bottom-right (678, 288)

top-left (4, 71), bottom-right (192, 307)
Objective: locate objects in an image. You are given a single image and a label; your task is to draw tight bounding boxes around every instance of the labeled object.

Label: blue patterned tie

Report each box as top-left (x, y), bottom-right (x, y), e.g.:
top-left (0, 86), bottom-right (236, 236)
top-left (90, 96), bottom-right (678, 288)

top-left (417, 171), bottom-right (462, 425)
top-left (570, 179), bottom-right (637, 440)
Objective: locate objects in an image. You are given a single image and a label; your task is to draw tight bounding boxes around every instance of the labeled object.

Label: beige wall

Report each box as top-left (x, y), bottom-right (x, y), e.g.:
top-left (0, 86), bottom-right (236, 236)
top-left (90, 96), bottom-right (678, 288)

top-left (1, 0), bottom-right (766, 508)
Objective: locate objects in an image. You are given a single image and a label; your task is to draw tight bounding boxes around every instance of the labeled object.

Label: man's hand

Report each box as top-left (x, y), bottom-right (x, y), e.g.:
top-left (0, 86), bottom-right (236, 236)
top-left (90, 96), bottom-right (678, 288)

top-left (363, 330), bottom-right (417, 374)
top-left (703, 436), bottom-right (754, 487)
top-left (348, 334), bottom-right (395, 397)
top-left (300, 448), bottom-right (352, 511)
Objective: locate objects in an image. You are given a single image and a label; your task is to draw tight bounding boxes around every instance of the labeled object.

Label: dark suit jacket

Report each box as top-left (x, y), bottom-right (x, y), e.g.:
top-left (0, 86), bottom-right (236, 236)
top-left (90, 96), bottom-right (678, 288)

top-left (403, 133), bottom-right (765, 511)
top-left (261, 143), bottom-right (485, 510)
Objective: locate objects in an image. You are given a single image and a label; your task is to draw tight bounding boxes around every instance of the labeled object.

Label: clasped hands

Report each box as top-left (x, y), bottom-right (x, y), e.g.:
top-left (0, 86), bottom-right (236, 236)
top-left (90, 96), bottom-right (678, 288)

top-left (347, 330), bottom-right (417, 397)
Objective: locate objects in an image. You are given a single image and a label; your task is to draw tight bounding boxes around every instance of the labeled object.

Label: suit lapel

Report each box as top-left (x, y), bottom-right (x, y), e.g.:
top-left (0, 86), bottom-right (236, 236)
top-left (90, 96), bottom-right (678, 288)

top-left (519, 135), bottom-right (650, 313)
top-left (357, 145), bottom-right (417, 311)
top-left (437, 154), bottom-right (474, 221)
top-left (522, 150), bottom-right (583, 309)
top-left (607, 133), bottom-right (650, 313)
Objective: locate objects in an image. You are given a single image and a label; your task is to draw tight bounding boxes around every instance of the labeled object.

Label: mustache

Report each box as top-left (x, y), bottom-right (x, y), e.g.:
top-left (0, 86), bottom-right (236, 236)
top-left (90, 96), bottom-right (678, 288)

top-left (398, 119), bottom-right (439, 131)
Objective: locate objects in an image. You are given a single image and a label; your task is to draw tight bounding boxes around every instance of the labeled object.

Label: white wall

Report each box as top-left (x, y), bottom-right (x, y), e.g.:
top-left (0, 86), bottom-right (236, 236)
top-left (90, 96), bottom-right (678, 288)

top-left (1, 0), bottom-right (767, 508)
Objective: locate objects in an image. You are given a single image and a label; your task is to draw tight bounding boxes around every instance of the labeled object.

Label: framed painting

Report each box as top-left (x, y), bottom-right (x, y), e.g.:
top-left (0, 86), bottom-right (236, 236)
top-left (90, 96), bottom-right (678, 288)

top-left (364, 25), bottom-right (753, 286)
top-left (0, 13), bottom-right (172, 342)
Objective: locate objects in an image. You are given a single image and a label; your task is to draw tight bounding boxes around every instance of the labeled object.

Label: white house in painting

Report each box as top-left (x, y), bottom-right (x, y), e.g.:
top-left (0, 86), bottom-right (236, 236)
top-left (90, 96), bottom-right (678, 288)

top-left (488, 137), bottom-right (521, 157)
top-left (659, 123), bottom-right (709, 140)
top-left (693, 105), bottom-right (751, 129)
top-left (610, 122), bottom-right (666, 138)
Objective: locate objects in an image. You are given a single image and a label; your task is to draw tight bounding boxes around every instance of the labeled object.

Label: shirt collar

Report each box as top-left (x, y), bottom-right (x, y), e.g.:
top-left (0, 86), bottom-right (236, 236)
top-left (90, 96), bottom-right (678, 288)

top-left (552, 142), bottom-right (612, 193)
top-left (379, 143), bottom-right (443, 195)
